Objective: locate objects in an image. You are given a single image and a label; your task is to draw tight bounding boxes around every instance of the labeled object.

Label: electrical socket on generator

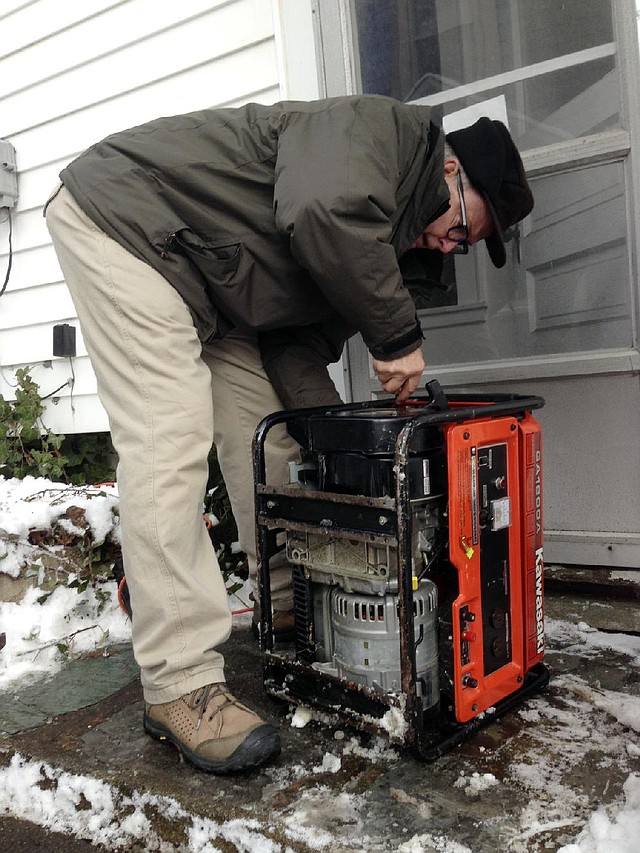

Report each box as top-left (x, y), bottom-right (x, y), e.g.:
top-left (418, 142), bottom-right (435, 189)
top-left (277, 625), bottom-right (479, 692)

top-left (0, 140), bottom-right (18, 210)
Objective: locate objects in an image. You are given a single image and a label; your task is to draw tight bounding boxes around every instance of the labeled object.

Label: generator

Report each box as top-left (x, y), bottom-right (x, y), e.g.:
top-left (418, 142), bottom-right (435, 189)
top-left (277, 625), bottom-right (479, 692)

top-left (253, 382), bottom-right (548, 760)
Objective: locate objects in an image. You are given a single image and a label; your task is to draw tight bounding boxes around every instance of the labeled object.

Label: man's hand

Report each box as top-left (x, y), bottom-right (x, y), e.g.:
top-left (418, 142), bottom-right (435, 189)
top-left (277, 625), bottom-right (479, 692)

top-left (372, 348), bottom-right (425, 403)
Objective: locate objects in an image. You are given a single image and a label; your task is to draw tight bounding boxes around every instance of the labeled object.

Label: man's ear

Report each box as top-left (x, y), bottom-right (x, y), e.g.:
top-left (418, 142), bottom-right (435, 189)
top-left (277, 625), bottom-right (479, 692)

top-left (443, 158), bottom-right (460, 177)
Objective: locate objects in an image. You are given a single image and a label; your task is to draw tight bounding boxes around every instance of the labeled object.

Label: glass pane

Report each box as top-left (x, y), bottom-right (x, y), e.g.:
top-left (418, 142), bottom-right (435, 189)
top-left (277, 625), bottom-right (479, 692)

top-left (353, 0), bottom-right (619, 147)
top-left (434, 59), bottom-right (619, 150)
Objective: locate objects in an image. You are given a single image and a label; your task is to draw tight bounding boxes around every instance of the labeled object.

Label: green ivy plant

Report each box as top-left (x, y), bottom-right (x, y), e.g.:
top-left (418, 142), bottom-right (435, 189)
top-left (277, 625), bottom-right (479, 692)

top-left (0, 366), bottom-right (68, 480)
top-left (0, 367), bottom-right (118, 485)
top-left (61, 432), bottom-right (117, 485)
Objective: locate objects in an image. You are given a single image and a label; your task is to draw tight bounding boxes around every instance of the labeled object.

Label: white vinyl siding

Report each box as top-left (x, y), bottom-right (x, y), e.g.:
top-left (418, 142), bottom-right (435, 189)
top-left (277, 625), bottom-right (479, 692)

top-left (0, 0), bottom-right (291, 434)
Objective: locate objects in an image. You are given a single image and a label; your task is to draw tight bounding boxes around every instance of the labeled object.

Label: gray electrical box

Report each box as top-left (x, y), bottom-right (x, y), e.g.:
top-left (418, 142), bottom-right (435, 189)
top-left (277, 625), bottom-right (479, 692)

top-left (0, 140), bottom-right (18, 209)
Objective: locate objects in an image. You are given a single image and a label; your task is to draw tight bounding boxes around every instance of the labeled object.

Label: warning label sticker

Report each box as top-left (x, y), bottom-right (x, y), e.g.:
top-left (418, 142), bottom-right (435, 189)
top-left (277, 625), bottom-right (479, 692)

top-left (471, 446), bottom-right (478, 545)
top-left (491, 497), bottom-right (511, 531)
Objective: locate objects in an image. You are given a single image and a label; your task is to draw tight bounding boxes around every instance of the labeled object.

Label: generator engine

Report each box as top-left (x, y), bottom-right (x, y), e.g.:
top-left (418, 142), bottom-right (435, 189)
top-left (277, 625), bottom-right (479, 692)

top-left (254, 383), bottom-right (549, 759)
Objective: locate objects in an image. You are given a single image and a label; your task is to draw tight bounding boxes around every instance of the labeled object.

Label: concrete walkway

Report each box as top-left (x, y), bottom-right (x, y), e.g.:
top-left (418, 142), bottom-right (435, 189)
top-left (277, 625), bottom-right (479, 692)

top-left (1, 585), bottom-right (639, 852)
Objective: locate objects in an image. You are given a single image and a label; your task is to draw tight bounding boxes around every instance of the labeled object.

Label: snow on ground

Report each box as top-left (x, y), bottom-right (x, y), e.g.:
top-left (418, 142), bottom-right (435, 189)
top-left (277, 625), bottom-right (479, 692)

top-left (0, 475), bottom-right (253, 686)
top-left (0, 476), bottom-right (129, 686)
top-left (0, 752), bottom-right (295, 853)
top-left (0, 581), bottom-right (131, 687)
top-left (1, 478), bottom-right (640, 851)
top-left (503, 682), bottom-right (640, 852)
top-left (546, 616), bottom-right (640, 667)
top-left (0, 475), bottom-right (121, 578)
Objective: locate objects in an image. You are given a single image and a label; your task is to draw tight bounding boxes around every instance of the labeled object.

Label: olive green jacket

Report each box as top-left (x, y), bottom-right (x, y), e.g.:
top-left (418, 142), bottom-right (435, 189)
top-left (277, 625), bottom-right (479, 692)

top-left (59, 96), bottom-right (448, 407)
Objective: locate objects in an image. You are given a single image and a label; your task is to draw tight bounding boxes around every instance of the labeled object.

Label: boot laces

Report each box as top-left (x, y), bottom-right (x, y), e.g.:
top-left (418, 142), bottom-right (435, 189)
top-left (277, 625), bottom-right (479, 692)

top-left (188, 683), bottom-right (242, 731)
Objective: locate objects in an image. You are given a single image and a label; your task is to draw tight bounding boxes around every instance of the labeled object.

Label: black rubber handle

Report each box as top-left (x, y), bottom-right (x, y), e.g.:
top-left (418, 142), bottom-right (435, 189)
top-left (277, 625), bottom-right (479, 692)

top-left (425, 379), bottom-right (449, 411)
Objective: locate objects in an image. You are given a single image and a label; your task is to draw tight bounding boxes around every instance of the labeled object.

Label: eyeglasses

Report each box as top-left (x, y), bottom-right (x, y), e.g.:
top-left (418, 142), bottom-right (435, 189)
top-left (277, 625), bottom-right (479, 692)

top-left (447, 172), bottom-right (469, 255)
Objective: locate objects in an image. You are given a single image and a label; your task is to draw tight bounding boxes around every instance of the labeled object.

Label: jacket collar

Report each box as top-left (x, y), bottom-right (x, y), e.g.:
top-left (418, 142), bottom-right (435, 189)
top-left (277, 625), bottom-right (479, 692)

top-left (391, 122), bottom-right (450, 258)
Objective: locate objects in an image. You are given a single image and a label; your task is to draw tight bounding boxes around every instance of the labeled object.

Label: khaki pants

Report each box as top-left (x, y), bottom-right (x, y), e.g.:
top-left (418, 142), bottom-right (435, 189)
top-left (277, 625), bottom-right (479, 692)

top-left (45, 186), bottom-right (298, 703)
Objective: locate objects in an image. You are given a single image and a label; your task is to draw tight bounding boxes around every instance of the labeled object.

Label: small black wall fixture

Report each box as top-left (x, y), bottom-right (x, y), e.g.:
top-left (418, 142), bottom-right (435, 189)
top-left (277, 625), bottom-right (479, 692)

top-left (53, 323), bottom-right (76, 358)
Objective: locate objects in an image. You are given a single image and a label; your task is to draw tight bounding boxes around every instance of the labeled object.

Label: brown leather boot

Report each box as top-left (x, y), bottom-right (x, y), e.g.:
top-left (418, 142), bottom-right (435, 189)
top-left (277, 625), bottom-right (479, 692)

top-left (143, 683), bottom-right (280, 773)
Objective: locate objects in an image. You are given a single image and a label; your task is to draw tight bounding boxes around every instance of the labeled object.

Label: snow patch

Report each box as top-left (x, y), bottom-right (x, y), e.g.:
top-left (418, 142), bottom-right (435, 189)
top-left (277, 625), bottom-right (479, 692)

top-left (0, 582), bottom-right (131, 686)
top-left (0, 753), bottom-right (295, 852)
top-left (0, 477), bottom-right (120, 578)
top-left (558, 773), bottom-right (640, 853)
top-left (546, 616), bottom-right (640, 667)
top-left (290, 705), bottom-right (314, 728)
top-left (380, 704), bottom-right (409, 739)
top-left (397, 833), bottom-right (474, 852)
top-left (453, 771), bottom-right (500, 797)
top-left (341, 734), bottom-right (399, 763)
top-left (312, 753), bottom-right (341, 774)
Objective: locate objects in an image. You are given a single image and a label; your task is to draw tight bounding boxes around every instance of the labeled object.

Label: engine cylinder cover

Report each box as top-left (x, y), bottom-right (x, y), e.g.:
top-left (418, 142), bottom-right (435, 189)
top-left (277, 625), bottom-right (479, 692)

top-left (329, 580), bottom-right (439, 707)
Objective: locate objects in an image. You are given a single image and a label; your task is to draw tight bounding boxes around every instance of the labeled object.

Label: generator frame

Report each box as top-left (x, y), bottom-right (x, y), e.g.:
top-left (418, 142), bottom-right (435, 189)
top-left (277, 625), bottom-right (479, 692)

top-left (253, 390), bottom-right (550, 760)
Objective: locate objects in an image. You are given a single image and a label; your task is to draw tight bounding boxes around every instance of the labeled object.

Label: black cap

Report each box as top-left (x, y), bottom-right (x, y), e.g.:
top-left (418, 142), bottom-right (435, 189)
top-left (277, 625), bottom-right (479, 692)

top-left (446, 118), bottom-right (533, 268)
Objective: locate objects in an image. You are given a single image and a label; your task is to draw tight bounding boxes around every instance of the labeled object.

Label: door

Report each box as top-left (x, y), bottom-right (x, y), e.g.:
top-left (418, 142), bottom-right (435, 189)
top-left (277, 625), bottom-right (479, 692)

top-left (311, 0), bottom-right (640, 567)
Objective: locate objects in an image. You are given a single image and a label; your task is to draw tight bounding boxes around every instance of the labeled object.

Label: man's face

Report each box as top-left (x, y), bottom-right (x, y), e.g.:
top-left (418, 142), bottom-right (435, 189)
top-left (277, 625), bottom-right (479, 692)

top-left (411, 159), bottom-right (493, 253)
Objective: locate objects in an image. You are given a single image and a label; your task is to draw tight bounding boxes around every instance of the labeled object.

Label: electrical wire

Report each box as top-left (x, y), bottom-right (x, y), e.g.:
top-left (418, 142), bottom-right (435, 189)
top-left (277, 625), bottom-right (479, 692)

top-left (40, 380), bottom-right (71, 400)
top-left (68, 355), bottom-right (76, 414)
top-left (38, 358), bottom-right (76, 406)
top-left (0, 207), bottom-right (12, 298)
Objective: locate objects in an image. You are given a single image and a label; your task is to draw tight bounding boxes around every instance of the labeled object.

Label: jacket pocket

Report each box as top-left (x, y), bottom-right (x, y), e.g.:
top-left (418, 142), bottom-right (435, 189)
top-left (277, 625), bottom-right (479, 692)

top-left (171, 229), bottom-right (256, 327)
top-left (173, 230), bottom-right (243, 282)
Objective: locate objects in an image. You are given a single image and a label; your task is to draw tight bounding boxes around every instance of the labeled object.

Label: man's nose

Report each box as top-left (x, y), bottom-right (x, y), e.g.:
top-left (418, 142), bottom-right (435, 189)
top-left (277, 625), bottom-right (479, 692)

top-left (439, 236), bottom-right (459, 254)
